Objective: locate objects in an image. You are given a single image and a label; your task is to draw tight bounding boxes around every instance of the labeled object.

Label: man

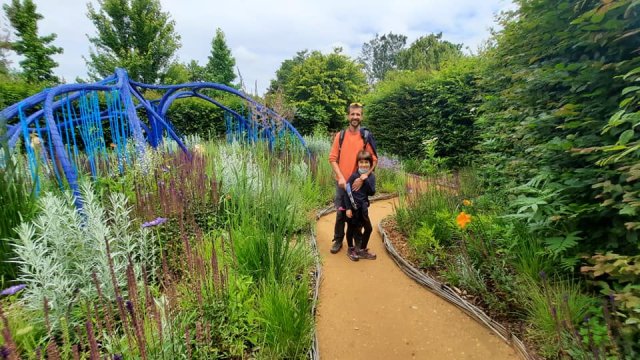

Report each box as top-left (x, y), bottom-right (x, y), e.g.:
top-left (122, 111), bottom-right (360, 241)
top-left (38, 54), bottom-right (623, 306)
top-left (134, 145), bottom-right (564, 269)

top-left (328, 102), bottom-right (378, 254)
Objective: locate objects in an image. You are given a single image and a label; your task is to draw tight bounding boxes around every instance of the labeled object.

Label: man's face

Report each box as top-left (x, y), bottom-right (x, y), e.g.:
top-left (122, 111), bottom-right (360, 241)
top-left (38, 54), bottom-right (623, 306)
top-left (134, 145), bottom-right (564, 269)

top-left (348, 107), bottom-right (363, 128)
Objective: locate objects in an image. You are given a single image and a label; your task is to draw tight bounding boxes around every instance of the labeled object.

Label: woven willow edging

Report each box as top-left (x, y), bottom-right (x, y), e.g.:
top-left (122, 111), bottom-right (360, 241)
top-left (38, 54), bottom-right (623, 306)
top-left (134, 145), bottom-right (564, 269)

top-left (308, 231), bottom-right (321, 360)
top-left (378, 222), bottom-right (535, 360)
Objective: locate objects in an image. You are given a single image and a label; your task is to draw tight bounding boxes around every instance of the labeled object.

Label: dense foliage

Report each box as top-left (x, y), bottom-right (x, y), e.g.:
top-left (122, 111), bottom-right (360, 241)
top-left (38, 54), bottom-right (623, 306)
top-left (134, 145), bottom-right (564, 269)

top-left (396, 33), bottom-right (463, 72)
top-left (205, 28), bottom-right (236, 86)
top-left (268, 49), bottom-right (367, 134)
top-left (365, 58), bottom-right (481, 167)
top-left (2, 0), bottom-right (62, 82)
top-left (477, 0), bottom-right (640, 259)
top-left (86, 0), bottom-right (181, 83)
top-left (358, 32), bottom-right (407, 85)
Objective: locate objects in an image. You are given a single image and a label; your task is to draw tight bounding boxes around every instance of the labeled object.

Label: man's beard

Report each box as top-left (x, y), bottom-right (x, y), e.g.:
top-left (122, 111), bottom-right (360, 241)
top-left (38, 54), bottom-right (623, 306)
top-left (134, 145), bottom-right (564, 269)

top-left (350, 120), bottom-right (360, 127)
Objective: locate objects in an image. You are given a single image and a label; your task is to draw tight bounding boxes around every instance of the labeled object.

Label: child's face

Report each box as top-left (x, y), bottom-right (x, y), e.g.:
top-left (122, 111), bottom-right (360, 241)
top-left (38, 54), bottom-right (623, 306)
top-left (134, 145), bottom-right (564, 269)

top-left (358, 159), bottom-right (370, 170)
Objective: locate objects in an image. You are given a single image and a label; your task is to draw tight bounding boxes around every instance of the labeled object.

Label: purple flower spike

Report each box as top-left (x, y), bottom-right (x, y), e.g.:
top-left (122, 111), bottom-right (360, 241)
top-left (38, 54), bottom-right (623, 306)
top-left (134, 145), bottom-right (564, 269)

top-left (1, 284), bottom-right (26, 296)
top-left (539, 271), bottom-right (547, 280)
top-left (142, 217), bottom-right (168, 228)
top-left (113, 354), bottom-right (123, 360)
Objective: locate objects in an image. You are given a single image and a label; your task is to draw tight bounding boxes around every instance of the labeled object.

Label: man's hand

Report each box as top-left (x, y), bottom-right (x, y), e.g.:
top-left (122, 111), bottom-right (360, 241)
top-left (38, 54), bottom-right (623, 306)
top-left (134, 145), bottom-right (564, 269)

top-left (352, 177), bottom-right (364, 191)
top-left (346, 209), bottom-right (353, 218)
top-left (338, 177), bottom-right (347, 190)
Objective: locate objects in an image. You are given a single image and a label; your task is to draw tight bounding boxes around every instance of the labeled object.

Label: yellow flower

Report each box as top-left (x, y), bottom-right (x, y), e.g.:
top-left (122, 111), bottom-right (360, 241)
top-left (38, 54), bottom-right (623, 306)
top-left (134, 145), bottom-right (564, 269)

top-left (462, 199), bottom-right (472, 207)
top-left (456, 211), bottom-right (472, 229)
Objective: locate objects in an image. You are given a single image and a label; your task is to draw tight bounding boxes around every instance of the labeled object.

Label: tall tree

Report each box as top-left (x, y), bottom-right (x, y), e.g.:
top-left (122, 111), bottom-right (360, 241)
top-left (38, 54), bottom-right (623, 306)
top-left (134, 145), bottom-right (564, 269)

top-left (186, 60), bottom-right (207, 82)
top-left (2, 0), bottom-right (62, 82)
top-left (396, 33), bottom-right (462, 72)
top-left (267, 50), bottom-right (309, 93)
top-left (281, 48), bottom-right (367, 133)
top-left (204, 28), bottom-right (236, 85)
top-left (0, 16), bottom-right (11, 75)
top-left (86, 0), bottom-right (180, 83)
top-left (358, 32), bottom-right (407, 85)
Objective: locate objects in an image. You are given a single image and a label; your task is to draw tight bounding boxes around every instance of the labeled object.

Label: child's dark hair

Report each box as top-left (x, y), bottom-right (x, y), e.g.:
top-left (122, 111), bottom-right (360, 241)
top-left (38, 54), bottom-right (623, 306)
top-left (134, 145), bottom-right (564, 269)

top-left (356, 150), bottom-right (372, 166)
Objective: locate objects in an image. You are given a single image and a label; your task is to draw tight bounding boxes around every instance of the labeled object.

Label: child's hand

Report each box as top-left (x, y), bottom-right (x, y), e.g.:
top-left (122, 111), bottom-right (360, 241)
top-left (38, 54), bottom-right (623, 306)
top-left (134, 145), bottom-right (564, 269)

top-left (346, 209), bottom-right (353, 218)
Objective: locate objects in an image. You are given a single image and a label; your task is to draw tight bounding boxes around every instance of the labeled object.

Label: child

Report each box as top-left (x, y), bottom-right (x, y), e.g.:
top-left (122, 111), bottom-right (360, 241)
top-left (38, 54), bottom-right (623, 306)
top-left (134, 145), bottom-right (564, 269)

top-left (342, 150), bottom-right (376, 261)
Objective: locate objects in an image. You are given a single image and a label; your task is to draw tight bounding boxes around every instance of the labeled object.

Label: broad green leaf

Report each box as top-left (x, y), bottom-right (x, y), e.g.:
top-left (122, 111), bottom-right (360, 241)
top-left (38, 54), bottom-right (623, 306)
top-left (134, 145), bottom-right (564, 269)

top-left (622, 86), bottom-right (640, 96)
top-left (619, 129), bottom-right (635, 145)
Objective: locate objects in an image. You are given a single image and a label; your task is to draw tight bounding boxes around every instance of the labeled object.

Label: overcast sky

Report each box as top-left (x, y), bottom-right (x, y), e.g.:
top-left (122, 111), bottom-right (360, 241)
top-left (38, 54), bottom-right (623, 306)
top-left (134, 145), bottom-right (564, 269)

top-left (1, 0), bottom-right (515, 95)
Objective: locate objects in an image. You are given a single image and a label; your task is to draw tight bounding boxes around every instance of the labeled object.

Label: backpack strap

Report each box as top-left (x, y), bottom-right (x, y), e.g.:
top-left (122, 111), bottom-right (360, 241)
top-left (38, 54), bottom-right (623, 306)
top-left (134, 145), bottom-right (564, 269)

top-left (360, 128), bottom-right (377, 158)
top-left (337, 129), bottom-right (346, 164)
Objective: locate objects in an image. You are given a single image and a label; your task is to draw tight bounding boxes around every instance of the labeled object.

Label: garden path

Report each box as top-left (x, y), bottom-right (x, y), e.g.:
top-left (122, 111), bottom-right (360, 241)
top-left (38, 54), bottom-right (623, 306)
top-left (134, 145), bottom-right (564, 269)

top-left (315, 198), bottom-right (518, 360)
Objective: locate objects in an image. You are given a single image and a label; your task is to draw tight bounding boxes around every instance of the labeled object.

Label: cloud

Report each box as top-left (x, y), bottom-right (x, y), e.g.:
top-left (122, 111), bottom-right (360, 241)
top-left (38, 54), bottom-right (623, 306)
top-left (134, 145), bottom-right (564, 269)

top-left (1, 0), bottom-right (515, 94)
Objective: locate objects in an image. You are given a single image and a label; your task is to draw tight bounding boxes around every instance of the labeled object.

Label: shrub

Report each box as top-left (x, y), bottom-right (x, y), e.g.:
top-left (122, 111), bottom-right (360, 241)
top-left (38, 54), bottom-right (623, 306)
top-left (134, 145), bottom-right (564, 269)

top-left (12, 182), bottom-right (157, 327)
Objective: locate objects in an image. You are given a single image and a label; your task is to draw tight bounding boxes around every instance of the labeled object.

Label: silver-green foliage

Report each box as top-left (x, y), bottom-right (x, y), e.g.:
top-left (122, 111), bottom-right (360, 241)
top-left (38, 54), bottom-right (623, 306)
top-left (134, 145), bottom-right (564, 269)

top-left (12, 182), bottom-right (157, 325)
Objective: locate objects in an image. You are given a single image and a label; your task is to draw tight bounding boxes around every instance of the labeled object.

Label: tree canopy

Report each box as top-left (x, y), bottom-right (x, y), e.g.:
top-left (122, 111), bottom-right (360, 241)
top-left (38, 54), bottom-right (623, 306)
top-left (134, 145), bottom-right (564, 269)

top-left (274, 48), bottom-right (367, 134)
top-left (85, 0), bottom-right (181, 83)
top-left (204, 28), bottom-right (236, 85)
top-left (358, 32), bottom-right (407, 85)
top-left (3, 0), bottom-right (62, 82)
top-left (396, 33), bottom-right (462, 72)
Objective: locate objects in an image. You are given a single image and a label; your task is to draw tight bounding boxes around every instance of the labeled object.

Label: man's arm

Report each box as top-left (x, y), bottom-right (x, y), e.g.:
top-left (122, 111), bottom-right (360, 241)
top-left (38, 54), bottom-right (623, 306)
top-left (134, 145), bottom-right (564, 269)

top-left (328, 133), bottom-right (347, 189)
top-left (331, 161), bottom-right (347, 189)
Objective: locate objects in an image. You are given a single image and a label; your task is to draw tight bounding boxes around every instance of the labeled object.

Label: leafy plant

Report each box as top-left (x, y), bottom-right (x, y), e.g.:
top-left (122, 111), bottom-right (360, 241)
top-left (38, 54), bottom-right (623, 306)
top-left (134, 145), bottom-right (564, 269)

top-left (12, 182), bottom-right (158, 327)
top-left (409, 222), bottom-right (444, 268)
top-left (0, 116), bottom-right (37, 285)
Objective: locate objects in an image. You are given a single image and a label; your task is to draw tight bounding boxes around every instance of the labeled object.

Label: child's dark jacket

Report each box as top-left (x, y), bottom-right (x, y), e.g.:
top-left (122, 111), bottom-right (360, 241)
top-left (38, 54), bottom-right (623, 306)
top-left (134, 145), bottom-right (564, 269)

top-left (342, 172), bottom-right (376, 213)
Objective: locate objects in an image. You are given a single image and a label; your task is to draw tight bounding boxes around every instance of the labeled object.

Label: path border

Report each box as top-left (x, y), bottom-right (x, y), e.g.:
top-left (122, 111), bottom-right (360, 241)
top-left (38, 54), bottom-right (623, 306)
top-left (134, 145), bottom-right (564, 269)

top-left (378, 220), bottom-right (535, 360)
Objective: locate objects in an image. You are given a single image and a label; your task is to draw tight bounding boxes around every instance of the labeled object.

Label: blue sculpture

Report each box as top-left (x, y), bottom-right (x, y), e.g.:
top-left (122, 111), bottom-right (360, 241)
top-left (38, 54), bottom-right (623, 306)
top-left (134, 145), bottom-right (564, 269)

top-left (0, 68), bottom-right (307, 207)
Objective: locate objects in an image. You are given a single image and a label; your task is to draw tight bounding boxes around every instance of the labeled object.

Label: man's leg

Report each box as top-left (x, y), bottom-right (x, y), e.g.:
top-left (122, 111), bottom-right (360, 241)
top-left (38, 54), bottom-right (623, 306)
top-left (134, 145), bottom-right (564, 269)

top-left (331, 183), bottom-right (347, 254)
top-left (331, 210), bottom-right (347, 253)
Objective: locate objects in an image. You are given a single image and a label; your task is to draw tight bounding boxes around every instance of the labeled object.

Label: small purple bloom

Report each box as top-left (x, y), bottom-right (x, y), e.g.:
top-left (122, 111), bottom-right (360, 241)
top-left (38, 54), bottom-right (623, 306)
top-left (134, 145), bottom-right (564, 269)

top-left (539, 271), bottom-right (547, 280)
top-left (125, 300), bottom-right (134, 315)
top-left (1, 284), bottom-right (26, 296)
top-left (113, 355), bottom-right (123, 360)
top-left (142, 217), bottom-right (168, 228)
top-left (0, 345), bottom-right (10, 359)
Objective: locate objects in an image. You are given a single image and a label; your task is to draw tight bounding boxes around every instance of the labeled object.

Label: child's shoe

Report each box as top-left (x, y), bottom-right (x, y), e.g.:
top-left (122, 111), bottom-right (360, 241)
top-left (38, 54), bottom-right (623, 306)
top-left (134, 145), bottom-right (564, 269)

top-left (347, 247), bottom-right (359, 261)
top-left (357, 248), bottom-right (376, 260)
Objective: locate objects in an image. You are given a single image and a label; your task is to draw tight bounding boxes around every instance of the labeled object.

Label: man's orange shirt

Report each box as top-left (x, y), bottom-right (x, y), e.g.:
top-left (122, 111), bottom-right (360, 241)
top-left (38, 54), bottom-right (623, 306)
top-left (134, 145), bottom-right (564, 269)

top-left (328, 129), bottom-right (378, 181)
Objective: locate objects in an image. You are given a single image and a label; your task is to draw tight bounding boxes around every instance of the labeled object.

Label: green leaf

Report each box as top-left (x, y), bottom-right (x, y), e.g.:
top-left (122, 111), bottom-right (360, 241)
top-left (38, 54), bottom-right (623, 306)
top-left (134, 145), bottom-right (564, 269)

top-left (622, 67), bottom-right (640, 80)
top-left (622, 86), bottom-right (640, 96)
top-left (619, 205), bottom-right (637, 216)
top-left (619, 129), bottom-right (635, 145)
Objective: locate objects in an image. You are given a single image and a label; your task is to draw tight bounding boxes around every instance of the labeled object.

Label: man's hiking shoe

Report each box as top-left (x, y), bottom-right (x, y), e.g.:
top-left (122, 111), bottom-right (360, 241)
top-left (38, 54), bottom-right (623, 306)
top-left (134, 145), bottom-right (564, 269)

top-left (357, 248), bottom-right (377, 260)
top-left (347, 247), bottom-right (359, 261)
top-left (330, 241), bottom-right (343, 254)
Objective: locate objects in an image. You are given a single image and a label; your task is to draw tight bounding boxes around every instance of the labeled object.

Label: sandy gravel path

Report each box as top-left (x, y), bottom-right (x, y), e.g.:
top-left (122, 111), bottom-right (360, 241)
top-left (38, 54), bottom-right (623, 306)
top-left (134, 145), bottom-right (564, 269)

top-left (315, 198), bottom-right (519, 360)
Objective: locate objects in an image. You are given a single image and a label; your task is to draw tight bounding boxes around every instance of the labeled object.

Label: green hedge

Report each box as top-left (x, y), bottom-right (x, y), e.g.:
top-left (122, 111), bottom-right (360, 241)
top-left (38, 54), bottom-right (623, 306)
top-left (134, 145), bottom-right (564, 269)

top-left (365, 60), bottom-right (481, 167)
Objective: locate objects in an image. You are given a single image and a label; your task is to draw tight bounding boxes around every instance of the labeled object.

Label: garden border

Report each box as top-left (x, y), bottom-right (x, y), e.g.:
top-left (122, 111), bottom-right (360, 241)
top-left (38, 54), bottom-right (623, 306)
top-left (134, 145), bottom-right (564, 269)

top-left (378, 220), bottom-right (535, 360)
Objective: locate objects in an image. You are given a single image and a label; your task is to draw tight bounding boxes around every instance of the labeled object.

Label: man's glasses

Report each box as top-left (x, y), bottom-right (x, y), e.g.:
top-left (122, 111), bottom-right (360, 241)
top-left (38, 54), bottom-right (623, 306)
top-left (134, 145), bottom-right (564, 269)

top-left (349, 102), bottom-right (364, 107)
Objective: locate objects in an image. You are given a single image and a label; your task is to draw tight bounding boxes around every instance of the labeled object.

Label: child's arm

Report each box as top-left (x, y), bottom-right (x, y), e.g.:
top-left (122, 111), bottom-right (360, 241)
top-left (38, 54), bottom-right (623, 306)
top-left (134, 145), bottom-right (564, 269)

top-left (366, 173), bottom-right (376, 196)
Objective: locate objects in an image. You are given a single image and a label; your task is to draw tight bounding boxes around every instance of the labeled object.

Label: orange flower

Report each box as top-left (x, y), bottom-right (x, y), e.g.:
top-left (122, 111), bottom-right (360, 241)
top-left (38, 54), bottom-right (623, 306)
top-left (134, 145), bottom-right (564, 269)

top-left (456, 211), bottom-right (472, 229)
top-left (462, 199), bottom-right (472, 207)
